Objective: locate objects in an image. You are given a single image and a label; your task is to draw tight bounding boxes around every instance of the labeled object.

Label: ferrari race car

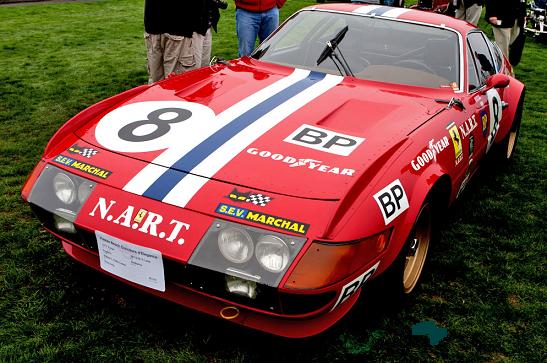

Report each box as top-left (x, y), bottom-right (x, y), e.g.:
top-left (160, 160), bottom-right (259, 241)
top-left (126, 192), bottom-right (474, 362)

top-left (22, 3), bottom-right (525, 338)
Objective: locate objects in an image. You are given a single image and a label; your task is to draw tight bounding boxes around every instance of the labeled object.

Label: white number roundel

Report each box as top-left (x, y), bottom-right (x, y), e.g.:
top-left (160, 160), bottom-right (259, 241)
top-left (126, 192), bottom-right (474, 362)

top-left (95, 101), bottom-right (216, 153)
top-left (486, 88), bottom-right (503, 152)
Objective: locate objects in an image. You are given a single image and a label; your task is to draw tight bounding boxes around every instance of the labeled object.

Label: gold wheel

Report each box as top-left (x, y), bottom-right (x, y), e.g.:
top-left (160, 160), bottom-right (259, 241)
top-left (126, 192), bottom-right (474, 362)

top-left (506, 130), bottom-right (518, 159)
top-left (402, 204), bottom-right (432, 294)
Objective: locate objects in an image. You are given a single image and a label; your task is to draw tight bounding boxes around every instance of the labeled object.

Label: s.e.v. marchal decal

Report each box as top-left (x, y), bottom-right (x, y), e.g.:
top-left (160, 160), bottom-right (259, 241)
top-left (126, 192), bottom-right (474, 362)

top-left (216, 203), bottom-right (309, 235)
top-left (53, 155), bottom-right (111, 179)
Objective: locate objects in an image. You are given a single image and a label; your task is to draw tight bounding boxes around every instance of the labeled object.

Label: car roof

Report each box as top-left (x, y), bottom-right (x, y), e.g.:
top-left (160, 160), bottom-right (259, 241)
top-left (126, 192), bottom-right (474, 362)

top-left (304, 3), bottom-right (476, 35)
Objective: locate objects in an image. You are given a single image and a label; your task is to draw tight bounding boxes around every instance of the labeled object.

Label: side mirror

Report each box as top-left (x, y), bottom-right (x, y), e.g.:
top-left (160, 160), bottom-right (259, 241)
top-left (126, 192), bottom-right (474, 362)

top-left (486, 73), bottom-right (510, 89)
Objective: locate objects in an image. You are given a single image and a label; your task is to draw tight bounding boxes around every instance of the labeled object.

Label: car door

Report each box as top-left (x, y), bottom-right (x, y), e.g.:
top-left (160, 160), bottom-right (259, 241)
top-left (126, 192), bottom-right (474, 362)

top-left (453, 31), bottom-right (503, 196)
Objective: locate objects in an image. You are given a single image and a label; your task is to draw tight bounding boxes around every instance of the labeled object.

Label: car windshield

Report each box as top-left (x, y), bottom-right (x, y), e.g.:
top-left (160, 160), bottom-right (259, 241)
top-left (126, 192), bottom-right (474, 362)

top-left (253, 10), bottom-right (460, 89)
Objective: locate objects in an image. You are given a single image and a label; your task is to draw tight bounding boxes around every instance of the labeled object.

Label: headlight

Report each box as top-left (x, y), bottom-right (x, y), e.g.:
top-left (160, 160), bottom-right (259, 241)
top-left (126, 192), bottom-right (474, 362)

top-left (189, 219), bottom-right (307, 287)
top-left (53, 173), bottom-right (76, 204)
top-left (77, 182), bottom-right (93, 204)
top-left (218, 227), bottom-right (254, 263)
top-left (255, 235), bottom-right (289, 273)
top-left (28, 164), bottom-right (96, 235)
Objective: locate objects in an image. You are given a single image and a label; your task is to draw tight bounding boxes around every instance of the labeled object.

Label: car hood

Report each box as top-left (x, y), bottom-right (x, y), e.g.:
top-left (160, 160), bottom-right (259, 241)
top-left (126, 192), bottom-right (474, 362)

top-left (76, 59), bottom-right (444, 201)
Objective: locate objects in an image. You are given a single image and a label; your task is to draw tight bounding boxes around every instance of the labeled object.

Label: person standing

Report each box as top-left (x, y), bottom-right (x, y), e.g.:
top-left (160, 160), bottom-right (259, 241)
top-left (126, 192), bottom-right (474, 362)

top-left (144, 0), bottom-right (197, 83)
top-left (193, 0), bottom-right (228, 68)
top-left (235, 0), bottom-right (286, 57)
top-left (485, 0), bottom-right (527, 59)
top-left (451, 0), bottom-right (483, 26)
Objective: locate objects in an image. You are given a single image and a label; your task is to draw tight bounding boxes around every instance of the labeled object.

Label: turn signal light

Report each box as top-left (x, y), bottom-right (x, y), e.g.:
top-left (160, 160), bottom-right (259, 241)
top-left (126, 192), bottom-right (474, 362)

top-left (284, 230), bottom-right (390, 290)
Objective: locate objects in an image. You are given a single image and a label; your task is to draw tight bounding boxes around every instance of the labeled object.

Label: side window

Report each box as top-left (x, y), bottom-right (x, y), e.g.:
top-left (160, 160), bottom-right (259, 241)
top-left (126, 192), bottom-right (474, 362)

top-left (467, 32), bottom-right (496, 86)
top-left (466, 44), bottom-right (480, 92)
top-left (487, 39), bottom-right (504, 72)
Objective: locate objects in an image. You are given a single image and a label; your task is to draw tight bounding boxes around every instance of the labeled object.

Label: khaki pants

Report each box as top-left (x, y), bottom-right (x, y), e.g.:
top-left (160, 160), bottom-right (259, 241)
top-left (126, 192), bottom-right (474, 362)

top-left (492, 21), bottom-right (520, 59)
top-left (455, 4), bottom-right (482, 26)
top-left (145, 32), bottom-right (195, 84)
top-left (192, 29), bottom-right (212, 68)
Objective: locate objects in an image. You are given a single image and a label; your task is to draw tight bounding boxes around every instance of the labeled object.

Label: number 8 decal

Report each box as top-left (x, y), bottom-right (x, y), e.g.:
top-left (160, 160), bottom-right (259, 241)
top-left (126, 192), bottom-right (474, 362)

top-left (486, 88), bottom-right (503, 153)
top-left (95, 101), bottom-right (217, 154)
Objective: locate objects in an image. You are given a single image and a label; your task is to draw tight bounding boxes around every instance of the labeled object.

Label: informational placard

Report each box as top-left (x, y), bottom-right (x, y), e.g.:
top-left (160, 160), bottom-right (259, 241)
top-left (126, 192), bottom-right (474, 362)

top-left (96, 231), bottom-right (165, 292)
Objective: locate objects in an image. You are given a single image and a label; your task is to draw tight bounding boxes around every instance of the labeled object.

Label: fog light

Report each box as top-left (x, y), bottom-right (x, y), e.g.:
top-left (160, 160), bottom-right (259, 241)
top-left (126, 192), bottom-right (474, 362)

top-left (53, 213), bottom-right (77, 234)
top-left (225, 275), bottom-right (257, 299)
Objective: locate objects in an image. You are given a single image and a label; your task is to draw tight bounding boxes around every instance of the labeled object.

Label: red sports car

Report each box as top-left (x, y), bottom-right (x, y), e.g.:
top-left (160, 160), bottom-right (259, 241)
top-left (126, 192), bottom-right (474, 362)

top-left (22, 3), bottom-right (524, 338)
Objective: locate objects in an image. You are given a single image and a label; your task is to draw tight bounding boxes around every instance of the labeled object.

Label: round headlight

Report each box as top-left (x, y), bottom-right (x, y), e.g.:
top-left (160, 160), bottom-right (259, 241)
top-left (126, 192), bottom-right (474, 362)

top-left (218, 228), bottom-right (253, 263)
top-left (53, 173), bottom-right (76, 204)
top-left (77, 182), bottom-right (93, 204)
top-left (255, 235), bottom-right (290, 273)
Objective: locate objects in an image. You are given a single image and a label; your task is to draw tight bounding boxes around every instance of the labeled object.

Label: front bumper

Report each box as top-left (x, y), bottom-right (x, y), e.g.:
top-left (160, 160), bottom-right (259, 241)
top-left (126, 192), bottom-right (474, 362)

top-left (60, 237), bottom-right (360, 338)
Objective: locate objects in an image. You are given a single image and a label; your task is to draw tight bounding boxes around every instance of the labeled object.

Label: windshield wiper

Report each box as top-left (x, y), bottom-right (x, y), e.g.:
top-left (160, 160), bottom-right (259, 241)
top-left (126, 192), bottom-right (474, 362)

top-left (316, 25), bottom-right (354, 77)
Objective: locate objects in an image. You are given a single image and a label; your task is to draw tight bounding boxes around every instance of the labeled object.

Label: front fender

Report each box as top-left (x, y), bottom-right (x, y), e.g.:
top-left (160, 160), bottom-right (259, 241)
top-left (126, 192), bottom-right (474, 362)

top-left (496, 78), bottom-right (525, 143)
top-left (375, 164), bottom-right (450, 276)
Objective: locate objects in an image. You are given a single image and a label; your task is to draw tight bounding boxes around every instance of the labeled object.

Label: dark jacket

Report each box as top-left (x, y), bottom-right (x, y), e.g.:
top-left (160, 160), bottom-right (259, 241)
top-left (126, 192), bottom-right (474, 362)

top-left (144, 0), bottom-right (197, 37)
top-left (235, 0), bottom-right (286, 12)
top-left (485, 0), bottom-right (527, 28)
top-left (195, 0), bottom-right (227, 35)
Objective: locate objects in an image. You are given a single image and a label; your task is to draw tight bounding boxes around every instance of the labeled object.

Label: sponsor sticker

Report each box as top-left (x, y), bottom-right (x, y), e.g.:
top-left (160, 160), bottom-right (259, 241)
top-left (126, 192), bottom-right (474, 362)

top-left (89, 197), bottom-right (190, 245)
top-left (67, 144), bottom-right (99, 158)
top-left (246, 147), bottom-right (355, 176)
top-left (469, 135), bottom-right (475, 156)
top-left (96, 231), bottom-right (165, 292)
top-left (458, 114), bottom-right (478, 139)
top-left (410, 136), bottom-right (450, 172)
top-left (480, 110), bottom-right (489, 137)
top-left (331, 260), bottom-right (380, 311)
top-left (215, 203), bottom-right (309, 235)
top-left (283, 124), bottom-right (364, 156)
top-left (446, 122), bottom-right (463, 166)
top-left (53, 154), bottom-right (111, 179)
top-left (227, 188), bottom-right (272, 207)
top-left (373, 179), bottom-right (409, 225)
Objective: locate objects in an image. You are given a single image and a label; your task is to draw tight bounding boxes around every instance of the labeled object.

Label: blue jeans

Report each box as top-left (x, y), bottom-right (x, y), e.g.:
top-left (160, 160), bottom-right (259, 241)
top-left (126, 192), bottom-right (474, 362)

top-left (236, 7), bottom-right (279, 57)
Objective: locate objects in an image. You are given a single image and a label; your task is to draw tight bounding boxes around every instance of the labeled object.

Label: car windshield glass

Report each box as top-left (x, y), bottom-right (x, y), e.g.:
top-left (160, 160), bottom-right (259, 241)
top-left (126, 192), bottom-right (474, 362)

top-left (253, 10), bottom-right (460, 89)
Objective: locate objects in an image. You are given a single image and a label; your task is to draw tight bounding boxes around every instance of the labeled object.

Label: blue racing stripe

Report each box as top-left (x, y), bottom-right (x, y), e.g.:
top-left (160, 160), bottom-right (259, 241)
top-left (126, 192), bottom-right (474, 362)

top-left (142, 71), bottom-right (327, 201)
top-left (369, 6), bottom-right (392, 16)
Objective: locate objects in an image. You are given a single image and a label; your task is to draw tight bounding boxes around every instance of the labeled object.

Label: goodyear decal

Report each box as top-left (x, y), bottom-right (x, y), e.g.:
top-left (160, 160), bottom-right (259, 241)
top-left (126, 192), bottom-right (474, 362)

top-left (53, 154), bottom-right (111, 179)
top-left (215, 203), bottom-right (309, 235)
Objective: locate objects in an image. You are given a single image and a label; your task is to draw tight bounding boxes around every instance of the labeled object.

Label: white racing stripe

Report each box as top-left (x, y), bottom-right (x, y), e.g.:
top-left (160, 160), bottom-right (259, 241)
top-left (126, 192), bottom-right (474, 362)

top-left (381, 8), bottom-right (410, 18)
top-left (162, 74), bottom-right (344, 208)
top-left (122, 68), bottom-right (311, 195)
top-left (353, 5), bottom-right (383, 15)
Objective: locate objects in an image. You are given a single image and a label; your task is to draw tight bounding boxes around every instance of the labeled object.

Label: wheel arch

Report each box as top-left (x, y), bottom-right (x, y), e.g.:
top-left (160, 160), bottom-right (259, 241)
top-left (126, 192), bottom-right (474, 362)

top-left (377, 168), bottom-right (452, 277)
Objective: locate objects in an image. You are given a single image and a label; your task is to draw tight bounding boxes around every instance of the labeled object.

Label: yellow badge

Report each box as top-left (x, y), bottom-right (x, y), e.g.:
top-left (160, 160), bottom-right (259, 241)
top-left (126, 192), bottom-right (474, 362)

top-left (133, 209), bottom-right (148, 223)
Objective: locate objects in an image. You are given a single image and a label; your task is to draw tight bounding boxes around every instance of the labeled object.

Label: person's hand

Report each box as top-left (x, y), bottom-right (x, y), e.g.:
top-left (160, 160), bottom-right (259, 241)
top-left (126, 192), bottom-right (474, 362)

top-left (489, 16), bottom-right (499, 25)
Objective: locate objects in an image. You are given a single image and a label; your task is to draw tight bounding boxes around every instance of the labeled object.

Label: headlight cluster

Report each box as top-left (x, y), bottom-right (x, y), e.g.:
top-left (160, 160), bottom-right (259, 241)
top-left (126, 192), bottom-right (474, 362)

top-left (28, 164), bottom-right (96, 233)
top-left (189, 219), bottom-right (307, 289)
top-left (217, 228), bottom-right (290, 273)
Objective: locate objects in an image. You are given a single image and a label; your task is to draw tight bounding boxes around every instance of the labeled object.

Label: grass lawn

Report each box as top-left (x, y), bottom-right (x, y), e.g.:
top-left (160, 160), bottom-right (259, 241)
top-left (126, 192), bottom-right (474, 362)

top-left (1, 0), bottom-right (545, 361)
